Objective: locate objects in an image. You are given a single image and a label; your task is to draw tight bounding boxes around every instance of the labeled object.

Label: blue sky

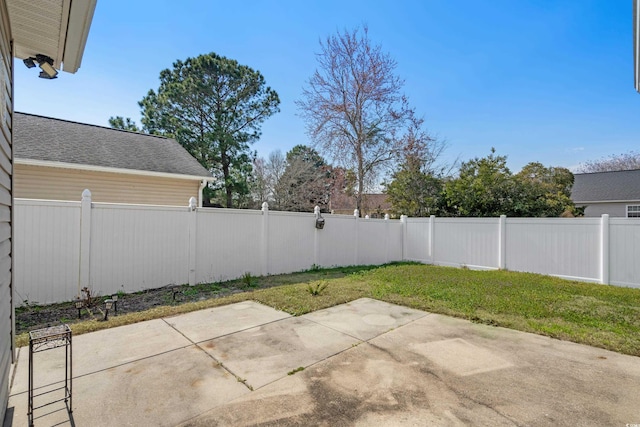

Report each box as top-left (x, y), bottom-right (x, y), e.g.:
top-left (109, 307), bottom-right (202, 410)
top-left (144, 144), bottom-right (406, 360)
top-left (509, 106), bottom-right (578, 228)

top-left (14, 0), bottom-right (640, 173)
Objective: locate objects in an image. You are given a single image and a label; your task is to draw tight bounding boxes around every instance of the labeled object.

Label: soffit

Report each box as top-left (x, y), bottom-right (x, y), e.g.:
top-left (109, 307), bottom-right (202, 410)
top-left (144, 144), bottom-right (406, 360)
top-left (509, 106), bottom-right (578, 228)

top-left (7, 0), bottom-right (96, 73)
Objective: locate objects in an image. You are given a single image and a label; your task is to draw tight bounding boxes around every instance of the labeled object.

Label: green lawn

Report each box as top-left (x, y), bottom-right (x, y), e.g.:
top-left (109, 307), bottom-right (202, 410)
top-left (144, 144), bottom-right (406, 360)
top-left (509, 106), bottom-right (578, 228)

top-left (15, 263), bottom-right (640, 356)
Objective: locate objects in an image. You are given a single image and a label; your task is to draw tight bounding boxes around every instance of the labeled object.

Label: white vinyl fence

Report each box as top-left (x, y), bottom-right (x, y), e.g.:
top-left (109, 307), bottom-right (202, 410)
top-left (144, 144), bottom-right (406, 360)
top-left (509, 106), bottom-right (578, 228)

top-left (14, 194), bottom-right (640, 305)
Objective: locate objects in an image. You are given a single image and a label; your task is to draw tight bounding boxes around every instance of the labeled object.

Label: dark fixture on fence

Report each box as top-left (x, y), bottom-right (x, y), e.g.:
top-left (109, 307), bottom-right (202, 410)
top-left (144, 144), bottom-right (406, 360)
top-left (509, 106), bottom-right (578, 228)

top-left (314, 206), bottom-right (325, 230)
top-left (103, 299), bottom-right (114, 321)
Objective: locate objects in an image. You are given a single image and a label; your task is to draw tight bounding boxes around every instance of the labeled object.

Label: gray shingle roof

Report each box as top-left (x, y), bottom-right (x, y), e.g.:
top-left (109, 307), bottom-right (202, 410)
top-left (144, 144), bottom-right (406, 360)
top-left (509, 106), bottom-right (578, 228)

top-left (571, 169), bottom-right (640, 202)
top-left (15, 112), bottom-right (211, 178)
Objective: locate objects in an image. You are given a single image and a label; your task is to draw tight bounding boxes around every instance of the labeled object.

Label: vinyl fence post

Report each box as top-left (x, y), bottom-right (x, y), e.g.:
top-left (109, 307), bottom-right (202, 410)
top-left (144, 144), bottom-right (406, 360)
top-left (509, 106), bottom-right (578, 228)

top-left (429, 215), bottom-right (436, 264)
top-left (354, 209), bottom-right (359, 265)
top-left (262, 202), bottom-right (270, 275)
top-left (499, 215), bottom-right (507, 270)
top-left (384, 214), bottom-right (390, 263)
top-left (188, 197), bottom-right (197, 286)
top-left (78, 189), bottom-right (92, 297)
top-left (601, 214), bottom-right (610, 285)
top-left (400, 215), bottom-right (408, 261)
top-left (314, 206), bottom-right (320, 268)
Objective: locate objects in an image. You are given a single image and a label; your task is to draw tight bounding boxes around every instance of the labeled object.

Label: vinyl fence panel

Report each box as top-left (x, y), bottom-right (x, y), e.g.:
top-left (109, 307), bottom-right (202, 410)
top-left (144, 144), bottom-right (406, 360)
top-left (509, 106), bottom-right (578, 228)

top-left (505, 218), bottom-right (601, 282)
top-left (405, 218), bottom-right (431, 262)
top-left (195, 208), bottom-right (262, 283)
top-left (267, 211), bottom-right (315, 275)
top-left (14, 199), bottom-right (81, 304)
top-left (89, 203), bottom-right (190, 296)
top-left (433, 218), bottom-right (500, 269)
top-left (14, 194), bottom-right (640, 305)
top-left (317, 215), bottom-right (357, 267)
top-left (357, 219), bottom-right (391, 266)
top-left (609, 218), bottom-right (640, 288)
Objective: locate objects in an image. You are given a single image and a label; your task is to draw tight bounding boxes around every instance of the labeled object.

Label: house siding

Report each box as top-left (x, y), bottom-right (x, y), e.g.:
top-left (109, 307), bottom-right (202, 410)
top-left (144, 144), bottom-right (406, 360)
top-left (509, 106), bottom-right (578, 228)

top-left (0, 0), bottom-right (11, 419)
top-left (581, 202), bottom-right (635, 218)
top-left (15, 164), bottom-right (201, 206)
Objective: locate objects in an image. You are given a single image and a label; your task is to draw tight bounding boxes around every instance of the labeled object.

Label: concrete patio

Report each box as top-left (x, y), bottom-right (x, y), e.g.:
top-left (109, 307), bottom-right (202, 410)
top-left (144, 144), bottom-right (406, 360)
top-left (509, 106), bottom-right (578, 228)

top-left (4, 298), bottom-right (640, 426)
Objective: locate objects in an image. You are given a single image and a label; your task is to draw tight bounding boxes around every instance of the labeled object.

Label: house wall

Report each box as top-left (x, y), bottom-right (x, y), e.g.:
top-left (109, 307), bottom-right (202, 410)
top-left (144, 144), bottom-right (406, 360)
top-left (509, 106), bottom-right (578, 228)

top-left (14, 163), bottom-right (201, 206)
top-left (582, 202), bottom-right (637, 218)
top-left (0, 0), bottom-right (11, 419)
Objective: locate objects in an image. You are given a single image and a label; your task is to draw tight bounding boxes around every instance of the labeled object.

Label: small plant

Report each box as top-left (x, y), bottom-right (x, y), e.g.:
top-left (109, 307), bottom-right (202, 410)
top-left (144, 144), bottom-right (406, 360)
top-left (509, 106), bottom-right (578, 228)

top-left (307, 281), bottom-right (328, 296)
top-left (183, 287), bottom-right (198, 297)
top-left (287, 366), bottom-right (305, 375)
top-left (241, 272), bottom-right (258, 288)
top-left (309, 264), bottom-right (321, 272)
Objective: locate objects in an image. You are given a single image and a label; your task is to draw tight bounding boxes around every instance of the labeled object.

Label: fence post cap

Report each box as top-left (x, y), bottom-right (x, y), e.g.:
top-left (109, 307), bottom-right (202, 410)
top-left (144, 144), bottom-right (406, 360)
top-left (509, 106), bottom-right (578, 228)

top-left (262, 202), bottom-right (269, 212)
top-left (188, 197), bottom-right (197, 211)
top-left (81, 189), bottom-right (91, 200)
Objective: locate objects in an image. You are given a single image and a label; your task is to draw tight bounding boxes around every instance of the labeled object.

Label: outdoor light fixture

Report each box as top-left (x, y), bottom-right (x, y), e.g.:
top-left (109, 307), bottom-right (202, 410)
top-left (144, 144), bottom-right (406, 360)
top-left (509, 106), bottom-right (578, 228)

top-left (36, 54), bottom-right (58, 79)
top-left (314, 206), bottom-right (325, 230)
top-left (23, 54), bottom-right (58, 79)
top-left (111, 295), bottom-right (118, 314)
top-left (23, 57), bottom-right (36, 68)
top-left (103, 299), bottom-right (114, 321)
top-left (74, 298), bottom-right (84, 319)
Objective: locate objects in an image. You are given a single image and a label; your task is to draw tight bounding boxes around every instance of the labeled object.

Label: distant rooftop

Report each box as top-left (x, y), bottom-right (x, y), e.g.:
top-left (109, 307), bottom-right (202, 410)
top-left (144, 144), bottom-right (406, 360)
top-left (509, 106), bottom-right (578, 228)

top-left (571, 169), bottom-right (640, 202)
top-left (15, 112), bottom-right (210, 178)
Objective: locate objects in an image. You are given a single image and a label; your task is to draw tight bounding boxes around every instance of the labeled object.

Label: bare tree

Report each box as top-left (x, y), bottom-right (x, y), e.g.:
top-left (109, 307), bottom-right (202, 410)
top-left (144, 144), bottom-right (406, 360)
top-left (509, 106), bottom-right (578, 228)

top-left (578, 151), bottom-right (640, 173)
top-left (297, 26), bottom-right (411, 212)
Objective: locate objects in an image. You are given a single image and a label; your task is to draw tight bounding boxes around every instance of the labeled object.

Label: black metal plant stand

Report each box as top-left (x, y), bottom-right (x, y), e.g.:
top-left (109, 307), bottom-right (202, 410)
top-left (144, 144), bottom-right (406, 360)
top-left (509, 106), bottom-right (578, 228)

top-left (28, 324), bottom-right (72, 427)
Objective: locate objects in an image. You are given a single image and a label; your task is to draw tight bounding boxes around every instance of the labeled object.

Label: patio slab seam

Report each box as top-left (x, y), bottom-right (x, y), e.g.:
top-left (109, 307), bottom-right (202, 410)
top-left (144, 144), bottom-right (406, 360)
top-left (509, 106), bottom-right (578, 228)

top-left (164, 314), bottom-right (297, 346)
top-left (7, 342), bottom-right (197, 398)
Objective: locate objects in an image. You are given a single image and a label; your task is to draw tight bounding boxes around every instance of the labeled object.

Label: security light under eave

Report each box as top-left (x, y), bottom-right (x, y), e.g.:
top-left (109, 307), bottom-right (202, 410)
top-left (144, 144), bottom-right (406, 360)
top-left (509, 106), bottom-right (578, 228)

top-left (23, 57), bottom-right (36, 68)
top-left (38, 61), bottom-right (58, 79)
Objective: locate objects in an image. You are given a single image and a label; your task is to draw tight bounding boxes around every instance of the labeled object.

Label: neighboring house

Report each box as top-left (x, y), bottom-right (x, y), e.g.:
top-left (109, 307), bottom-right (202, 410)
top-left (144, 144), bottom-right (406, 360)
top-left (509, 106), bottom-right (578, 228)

top-left (1, 0), bottom-right (97, 421)
top-left (571, 169), bottom-right (640, 218)
top-left (15, 113), bottom-right (213, 206)
top-left (330, 193), bottom-right (393, 218)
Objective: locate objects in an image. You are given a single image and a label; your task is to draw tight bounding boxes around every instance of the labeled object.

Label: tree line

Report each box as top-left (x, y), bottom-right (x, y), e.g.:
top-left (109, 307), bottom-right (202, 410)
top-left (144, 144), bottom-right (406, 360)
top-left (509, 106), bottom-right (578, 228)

top-left (109, 26), bottom-right (636, 217)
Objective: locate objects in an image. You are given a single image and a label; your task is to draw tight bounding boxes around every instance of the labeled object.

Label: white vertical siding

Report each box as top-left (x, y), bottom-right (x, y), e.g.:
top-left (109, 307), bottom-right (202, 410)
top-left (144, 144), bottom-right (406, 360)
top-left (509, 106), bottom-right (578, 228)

top-left (268, 211), bottom-right (315, 275)
top-left (195, 208), bottom-right (262, 283)
top-left (505, 218), bottom-right (601, 281)
top-left (434, 218), bottom-right (500, 268)
top-left (14, 200), bottom-right (80, 304)
top-left (610, 219), bottom-right (640, 288)
top-left (89, 203), bottom-right (190, 296)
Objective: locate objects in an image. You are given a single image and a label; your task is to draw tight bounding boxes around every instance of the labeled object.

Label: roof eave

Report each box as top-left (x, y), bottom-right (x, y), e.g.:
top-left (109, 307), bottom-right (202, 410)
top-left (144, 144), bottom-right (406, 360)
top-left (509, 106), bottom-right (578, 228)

top-left (9, 0), bottom-right (97, 74)
top-left (61, 0), bottom-right (96, 73)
